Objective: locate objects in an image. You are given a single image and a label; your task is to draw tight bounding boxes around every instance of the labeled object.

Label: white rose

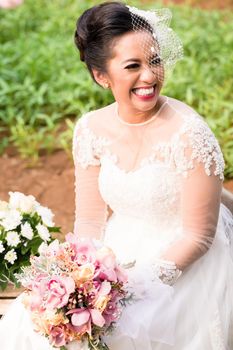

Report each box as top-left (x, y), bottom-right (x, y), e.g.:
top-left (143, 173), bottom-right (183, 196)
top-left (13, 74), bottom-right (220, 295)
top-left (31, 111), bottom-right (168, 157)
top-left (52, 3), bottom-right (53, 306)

top-left (1, 209), bottom-right (22, 231)
top-left (6, 231), bottom-right (20, 247)
top-left (9, 191), bottom-right (37, 213)
top-left (0, 211), bottom-right (6, 220)
top-left (0, 201), bottom-right (9, 220)
top-left (0, 201), bottom-right (8, 211)
top-left (36, 224), bottom-right (51, 241)
top-left (21, 222), bottom-right (34, 240)
top-left (4, 249), bottom-right (17, 264)
top-left (36, 205), bottom-right (54, 227)
top-left (38, 242), bottom-right (48, 255)
top-left (0, 242), bottom-right (5, 253)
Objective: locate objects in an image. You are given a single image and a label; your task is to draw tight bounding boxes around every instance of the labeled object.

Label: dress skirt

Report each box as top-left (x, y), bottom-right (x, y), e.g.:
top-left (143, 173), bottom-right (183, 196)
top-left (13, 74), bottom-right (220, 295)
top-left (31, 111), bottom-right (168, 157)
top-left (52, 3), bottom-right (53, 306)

top-left (0, 204), bottom-right (233, 350)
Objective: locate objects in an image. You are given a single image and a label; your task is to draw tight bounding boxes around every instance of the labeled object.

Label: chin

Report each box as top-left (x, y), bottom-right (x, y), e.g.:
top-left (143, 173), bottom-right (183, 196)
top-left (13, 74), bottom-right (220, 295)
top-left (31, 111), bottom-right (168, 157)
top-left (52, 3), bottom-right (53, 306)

top-left (133, 98), bottom-right (159, 112)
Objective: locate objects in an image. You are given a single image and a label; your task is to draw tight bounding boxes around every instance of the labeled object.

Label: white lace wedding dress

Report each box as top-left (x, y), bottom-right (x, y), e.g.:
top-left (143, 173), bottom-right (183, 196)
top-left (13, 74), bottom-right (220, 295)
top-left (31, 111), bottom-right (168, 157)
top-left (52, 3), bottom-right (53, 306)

top-left (1, 96), bottom-right (233, 349)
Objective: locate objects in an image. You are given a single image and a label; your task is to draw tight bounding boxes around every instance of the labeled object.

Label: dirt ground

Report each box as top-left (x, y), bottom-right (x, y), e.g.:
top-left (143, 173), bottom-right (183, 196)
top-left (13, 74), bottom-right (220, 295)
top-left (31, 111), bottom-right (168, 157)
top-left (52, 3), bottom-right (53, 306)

top-left (1, 0), bottom-right (233, 236)
top-left (0, 150), bottom-right (75, 235)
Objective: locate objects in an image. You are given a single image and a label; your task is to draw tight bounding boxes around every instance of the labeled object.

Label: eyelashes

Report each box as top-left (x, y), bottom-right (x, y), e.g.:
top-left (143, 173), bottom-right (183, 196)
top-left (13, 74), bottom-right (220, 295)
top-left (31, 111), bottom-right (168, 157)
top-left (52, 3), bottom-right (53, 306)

top-left (125, 56), bottom-right (162, 70)
top-left (150, 56), bottom-right (162, 66)
top-left (125, 63), bottom-right (140, 69)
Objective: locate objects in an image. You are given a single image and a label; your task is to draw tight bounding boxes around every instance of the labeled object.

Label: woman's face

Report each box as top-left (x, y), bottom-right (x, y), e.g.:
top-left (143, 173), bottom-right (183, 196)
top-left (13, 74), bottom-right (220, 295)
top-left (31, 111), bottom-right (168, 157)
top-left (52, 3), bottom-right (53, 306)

top-left (102, 31), bottom-right (164, 117)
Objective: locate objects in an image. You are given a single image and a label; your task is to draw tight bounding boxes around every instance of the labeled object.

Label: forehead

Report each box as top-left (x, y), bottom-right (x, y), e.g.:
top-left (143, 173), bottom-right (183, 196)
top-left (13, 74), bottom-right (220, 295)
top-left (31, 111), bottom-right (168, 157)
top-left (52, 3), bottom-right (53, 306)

top-left (111, 31), bottom-right (158, 61)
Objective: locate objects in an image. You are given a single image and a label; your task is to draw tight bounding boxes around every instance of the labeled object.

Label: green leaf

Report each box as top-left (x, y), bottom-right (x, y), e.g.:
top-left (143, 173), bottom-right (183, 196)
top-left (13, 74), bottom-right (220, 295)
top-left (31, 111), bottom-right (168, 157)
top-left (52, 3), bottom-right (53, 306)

top-left (0, 0), bottom-right (232, 177)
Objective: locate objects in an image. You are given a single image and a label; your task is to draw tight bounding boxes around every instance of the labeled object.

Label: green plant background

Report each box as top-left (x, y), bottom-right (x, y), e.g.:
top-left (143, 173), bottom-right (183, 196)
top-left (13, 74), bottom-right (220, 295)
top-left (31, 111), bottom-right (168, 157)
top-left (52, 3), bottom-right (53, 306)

top-left (0, 0), bottom-right (232, 177)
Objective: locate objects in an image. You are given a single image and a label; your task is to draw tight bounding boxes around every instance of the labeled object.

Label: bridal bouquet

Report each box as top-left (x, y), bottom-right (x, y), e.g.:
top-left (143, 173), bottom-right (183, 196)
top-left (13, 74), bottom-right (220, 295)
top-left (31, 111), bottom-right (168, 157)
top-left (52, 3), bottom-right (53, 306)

top-left (17, 233), bottom-right (129, 350)
top-left (0, 191), bottom-right (60, 290)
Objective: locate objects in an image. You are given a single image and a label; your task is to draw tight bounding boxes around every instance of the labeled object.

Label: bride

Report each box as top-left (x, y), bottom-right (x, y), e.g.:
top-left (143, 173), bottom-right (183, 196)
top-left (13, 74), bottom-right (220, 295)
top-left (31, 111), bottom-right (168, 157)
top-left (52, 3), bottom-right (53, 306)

top-left (1, 1), bottom-right (233, 349)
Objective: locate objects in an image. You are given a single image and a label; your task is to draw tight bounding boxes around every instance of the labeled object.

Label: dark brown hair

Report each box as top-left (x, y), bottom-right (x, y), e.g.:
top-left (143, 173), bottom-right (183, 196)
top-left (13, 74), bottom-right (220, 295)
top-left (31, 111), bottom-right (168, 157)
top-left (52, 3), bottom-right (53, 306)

top-left (74, 1), bottom-right (151, 83)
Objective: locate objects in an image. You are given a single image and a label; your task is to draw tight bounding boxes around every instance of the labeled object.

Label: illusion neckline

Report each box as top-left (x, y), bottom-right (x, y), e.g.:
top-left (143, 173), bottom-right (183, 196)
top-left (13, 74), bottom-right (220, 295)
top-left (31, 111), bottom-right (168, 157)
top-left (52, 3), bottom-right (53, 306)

top-left (115, 96), bottom-right (169, 126)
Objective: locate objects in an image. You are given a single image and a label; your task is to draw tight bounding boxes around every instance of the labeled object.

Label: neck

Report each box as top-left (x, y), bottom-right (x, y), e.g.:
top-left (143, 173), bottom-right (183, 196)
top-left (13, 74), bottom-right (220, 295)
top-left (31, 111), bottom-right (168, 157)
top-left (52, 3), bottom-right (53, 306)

top-left (117, 96), bottom-right (165, 124)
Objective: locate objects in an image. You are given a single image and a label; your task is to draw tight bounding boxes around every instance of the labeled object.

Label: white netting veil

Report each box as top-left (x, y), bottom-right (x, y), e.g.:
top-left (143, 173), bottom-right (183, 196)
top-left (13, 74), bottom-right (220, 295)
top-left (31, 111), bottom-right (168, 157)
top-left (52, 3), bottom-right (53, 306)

top-left (127, 5), bottom-right (183, 81)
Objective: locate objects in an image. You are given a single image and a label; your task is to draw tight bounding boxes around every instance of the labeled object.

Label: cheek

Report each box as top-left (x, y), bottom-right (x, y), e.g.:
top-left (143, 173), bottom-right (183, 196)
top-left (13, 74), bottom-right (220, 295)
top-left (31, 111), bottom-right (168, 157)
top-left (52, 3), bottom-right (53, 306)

top-left (152, 66), bottom-right (164, 83)
top-left (111, 76), bottom-right (134, 94)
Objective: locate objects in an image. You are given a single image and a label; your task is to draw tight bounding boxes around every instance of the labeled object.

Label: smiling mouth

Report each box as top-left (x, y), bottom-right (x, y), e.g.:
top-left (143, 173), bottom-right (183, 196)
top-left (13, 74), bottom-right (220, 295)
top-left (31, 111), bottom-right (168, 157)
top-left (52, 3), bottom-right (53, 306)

top-left (132, 84), bottom-right (157, 97)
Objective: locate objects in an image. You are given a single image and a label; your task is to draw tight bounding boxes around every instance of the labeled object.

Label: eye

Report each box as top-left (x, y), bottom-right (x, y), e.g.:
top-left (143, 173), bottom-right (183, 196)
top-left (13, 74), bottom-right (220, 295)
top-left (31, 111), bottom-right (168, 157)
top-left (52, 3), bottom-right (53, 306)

top-left (150, 56), bottom-right (162, 66)
top-left (125, 63), bottom-right (140, 70)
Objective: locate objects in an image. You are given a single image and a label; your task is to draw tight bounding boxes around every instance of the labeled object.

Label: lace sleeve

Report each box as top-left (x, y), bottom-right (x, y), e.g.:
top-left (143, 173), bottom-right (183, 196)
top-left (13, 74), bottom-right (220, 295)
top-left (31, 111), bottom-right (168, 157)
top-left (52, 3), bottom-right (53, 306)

top-left (153, 115), bottom-right (224, 285)
top-left (72, 115), bottom-right (108, 239)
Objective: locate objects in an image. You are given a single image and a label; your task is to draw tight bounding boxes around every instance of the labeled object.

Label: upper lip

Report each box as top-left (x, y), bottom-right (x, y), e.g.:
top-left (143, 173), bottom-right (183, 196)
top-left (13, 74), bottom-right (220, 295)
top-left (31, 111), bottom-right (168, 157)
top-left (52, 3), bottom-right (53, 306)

top-left (132, 84), bottom-right (156, 90)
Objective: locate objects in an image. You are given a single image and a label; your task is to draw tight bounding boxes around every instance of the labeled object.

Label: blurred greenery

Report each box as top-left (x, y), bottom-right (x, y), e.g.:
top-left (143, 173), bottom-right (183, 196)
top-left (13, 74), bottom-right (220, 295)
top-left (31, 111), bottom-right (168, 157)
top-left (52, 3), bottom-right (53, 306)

top-left (0, 0), bottom-right (232, 176)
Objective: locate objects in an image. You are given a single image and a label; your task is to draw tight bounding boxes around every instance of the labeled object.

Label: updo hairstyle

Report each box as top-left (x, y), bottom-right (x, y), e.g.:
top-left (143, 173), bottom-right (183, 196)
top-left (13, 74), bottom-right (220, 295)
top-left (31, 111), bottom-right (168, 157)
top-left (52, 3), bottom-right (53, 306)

top-left (74, 1), bottom-right (151, 84)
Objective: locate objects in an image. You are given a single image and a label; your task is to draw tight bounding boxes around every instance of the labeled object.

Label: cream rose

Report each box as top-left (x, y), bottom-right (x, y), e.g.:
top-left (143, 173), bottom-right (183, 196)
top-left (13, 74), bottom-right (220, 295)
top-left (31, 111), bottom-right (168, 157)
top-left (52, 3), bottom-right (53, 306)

top-left (94, 295), bottom-right (109, 312)
top-left (72, 263), bottom-right (95, 284)
top-left (9, 191), bottom-right (37, 213)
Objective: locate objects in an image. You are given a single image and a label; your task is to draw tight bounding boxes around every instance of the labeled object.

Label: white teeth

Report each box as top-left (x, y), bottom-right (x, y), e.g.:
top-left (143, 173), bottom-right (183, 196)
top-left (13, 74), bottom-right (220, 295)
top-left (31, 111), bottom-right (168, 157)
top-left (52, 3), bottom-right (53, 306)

top-left (133, 87), bottom-right (154, 96)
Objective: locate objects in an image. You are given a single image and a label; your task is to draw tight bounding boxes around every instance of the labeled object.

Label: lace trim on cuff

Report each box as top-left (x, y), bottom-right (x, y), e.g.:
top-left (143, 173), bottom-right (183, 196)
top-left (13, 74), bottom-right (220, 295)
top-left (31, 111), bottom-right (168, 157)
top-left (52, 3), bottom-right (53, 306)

top-left (152, 259), bottom-right (182, 286)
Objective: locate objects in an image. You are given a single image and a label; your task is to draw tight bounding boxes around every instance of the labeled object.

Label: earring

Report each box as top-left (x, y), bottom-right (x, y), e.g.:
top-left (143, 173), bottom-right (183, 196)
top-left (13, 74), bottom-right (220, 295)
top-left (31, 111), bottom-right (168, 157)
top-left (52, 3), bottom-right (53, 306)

top-left (104, 82), bottom-right (110, 89)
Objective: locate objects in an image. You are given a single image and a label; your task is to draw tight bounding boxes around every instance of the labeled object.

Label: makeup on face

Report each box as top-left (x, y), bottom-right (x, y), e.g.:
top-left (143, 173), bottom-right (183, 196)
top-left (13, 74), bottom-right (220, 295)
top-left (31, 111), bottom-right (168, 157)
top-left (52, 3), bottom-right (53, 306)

top-left (105, 31), bottom-right (164, 122)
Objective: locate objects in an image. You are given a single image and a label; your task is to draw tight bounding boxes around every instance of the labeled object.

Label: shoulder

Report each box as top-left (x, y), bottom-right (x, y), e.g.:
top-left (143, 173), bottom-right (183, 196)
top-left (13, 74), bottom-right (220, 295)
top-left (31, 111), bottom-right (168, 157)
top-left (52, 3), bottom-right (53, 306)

top-left (166, 96), bottom-right (204, 128)
top-left (164, 96), bottom-right (206, 136)
top-left (166, 97), bottom-right (225, 179)
top-left (74, 103), bottom-right (115, 131)
top-left (72, 103), bottom-right (115, 169)
top-left (166, 96), bottom-right (212, 134)
top-left (167, 96), bottom-right (196, 116)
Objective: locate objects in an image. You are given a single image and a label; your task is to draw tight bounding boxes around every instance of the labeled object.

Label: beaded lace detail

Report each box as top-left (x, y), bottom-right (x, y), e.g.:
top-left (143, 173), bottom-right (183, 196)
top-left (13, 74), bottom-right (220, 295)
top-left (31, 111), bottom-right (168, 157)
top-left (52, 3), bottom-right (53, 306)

top-left (152, 259), bottom-right (182, 286)
top-left (141, 113), bottom-right (224, 179)
top-left (73, 113), bottom-right (118, 169)
top-left (73, 110), bottom-right (224, 180)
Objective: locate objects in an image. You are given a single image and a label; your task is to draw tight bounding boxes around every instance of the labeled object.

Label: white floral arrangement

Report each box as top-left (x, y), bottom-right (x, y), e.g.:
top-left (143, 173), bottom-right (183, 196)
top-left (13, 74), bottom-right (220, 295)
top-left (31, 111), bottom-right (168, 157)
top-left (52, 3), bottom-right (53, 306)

top-left (0, 191), bottom-right (60, 291)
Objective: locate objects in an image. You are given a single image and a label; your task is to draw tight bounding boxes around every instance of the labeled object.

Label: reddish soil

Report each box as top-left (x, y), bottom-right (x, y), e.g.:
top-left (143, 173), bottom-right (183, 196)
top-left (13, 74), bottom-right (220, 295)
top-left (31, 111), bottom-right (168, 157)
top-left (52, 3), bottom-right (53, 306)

top-left (0, 150), bottom-right (75, 237)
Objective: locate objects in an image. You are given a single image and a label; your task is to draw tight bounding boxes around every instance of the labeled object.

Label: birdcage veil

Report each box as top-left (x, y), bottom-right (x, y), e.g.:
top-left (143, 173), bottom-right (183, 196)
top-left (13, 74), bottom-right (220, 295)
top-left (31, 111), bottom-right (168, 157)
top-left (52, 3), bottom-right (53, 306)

top-left (127, 5), bottom-right (183, 81)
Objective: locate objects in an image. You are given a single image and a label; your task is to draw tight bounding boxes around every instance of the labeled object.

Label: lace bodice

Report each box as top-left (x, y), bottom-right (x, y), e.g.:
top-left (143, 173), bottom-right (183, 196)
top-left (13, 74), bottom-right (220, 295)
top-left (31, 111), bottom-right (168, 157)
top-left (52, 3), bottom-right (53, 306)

top-left (72, 96), bottom-right (224, 272)
top-left (99, 157), bottom-right (181, 230)
top-left (73, 98), bottom-right (224, 176)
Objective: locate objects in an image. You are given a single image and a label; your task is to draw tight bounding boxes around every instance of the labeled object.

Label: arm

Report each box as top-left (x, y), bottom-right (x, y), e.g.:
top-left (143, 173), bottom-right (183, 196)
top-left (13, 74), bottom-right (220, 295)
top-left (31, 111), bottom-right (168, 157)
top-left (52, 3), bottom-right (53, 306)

top-left (221, 187), bottom-right (233, 215)
top-left (158, 161), bottom-right (222, 275)
top-left (74, 163), bottom-right (108, 239)
top-left (73, 117), bottom-right (108, 240)
top-left (154, 116), bottom-right (225, 285)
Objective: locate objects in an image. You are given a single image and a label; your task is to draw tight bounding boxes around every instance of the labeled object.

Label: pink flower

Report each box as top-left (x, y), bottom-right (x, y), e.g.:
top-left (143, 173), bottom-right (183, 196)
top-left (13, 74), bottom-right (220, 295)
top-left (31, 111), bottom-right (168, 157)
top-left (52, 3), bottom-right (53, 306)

top-left (102, 300), bottom-right (119, 326)
top-left (115, 265), bottom-right (128, 283)
top-left (97, 247), bottom-right (116, 269)
top-left (26, 274), bottom-right (49, 311)
top-left (66, 234), bottom-right (97, 265)
top-left (49, 324), bottom-right (67, 347)
top-left (96, 247), bottom-right (119, 282)
top-left (102, 290), bottom-right (121, 326)
top-left (96, 247), bottom-right (128, 283)
top-left (67, 307), bottom-right (105, 335)
top-left (65, 232), bottom-right (79, 245)
top-left (46, 276), bottom-right (75, 309)
top-left (98, 268), bottom-right (117, 282)
top-left (0, 0), bottom-right (23, 9)
top-left (93, 281), bottom-right (111, 312)
top-left (75, 240), bottom-right (97, 265)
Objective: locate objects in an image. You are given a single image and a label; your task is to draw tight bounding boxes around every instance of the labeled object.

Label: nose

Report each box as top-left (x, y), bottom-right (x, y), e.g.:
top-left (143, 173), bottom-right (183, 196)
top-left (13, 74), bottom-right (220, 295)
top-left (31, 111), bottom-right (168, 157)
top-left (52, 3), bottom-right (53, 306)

top-left (140, 64), bottom-right (156, 83)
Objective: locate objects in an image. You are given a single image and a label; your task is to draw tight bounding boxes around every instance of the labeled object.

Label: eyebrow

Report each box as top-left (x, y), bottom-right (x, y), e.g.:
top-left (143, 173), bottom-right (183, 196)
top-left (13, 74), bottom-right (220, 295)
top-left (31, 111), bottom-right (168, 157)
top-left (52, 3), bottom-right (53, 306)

top-left (121, 58), bottom-right (141, 65)
top-left (121, 54), bottom-right (160, 66)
